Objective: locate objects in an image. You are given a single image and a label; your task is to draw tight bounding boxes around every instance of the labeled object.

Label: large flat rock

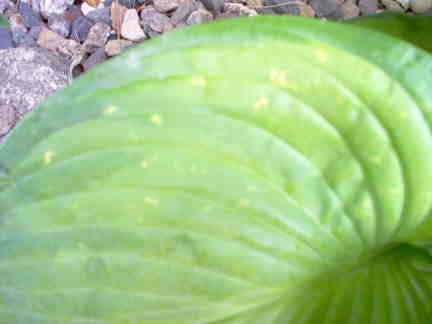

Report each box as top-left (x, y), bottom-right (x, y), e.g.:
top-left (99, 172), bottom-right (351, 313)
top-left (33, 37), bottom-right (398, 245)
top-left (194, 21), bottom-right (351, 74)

top-left (0, 46), bottom-right (69, 142)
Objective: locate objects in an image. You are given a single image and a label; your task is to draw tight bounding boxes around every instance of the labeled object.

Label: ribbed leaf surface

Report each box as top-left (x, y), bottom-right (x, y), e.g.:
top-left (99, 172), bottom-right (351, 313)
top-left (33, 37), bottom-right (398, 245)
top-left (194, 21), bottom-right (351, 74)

top-left (1, 16), bottom-right (432, 324)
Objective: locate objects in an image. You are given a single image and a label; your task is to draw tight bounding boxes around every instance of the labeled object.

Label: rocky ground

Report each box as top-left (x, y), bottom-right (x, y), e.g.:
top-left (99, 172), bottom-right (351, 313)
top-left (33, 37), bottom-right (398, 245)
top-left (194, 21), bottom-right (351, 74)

top-left (0, 0), bottom-right (431, 141)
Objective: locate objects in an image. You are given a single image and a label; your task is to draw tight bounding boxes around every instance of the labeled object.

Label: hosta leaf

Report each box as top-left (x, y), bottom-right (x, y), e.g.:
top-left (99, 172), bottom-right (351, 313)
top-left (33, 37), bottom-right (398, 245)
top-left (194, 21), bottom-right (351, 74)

top-left (347, 12), bottom-right (432, 54)
top-left (1, 16), bottom-right (432, 323)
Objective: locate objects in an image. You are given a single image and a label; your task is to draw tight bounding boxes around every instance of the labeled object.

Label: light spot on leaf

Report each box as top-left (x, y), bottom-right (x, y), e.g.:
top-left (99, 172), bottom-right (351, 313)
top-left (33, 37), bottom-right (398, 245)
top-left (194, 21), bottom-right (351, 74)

top-left (369, 155), bottom-right (383, 165)
top-left (144, 197), bottom-right (160, 206)
top-left (253, 97), bottom-right (269, 110)
top-left (191, 76), bottom-right (207, 87)
top-left (362, 197), bottom-right (373, 211)
top-left (239, 198), bottom-right (250, 208)
top-left (43, 151), bottom-right (56, 165)
top-left (314, 49), bottom-right (328, 64)
top-left (140, 161), bottom-right (149, 168)
top-left (103, 105), bottom-right (118, 115)
top-left (247, 185), bottom-right (258, 192)
top-left (399, 112), bottom-right (409, 120)
top-left (269, 68), bottom-right (297, 90)
top-left (150, 114), bottom-right (163, 126)
top-left (388, 188), bottom-right (402, 196)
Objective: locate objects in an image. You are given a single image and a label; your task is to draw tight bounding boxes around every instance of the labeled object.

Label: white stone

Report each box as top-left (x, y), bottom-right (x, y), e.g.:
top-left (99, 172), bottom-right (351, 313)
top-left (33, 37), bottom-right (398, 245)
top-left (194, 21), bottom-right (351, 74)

top-left (381, 0), bottom-right (410, 11)
top-left (38, 0), bottom-right (75, 19)
top-left (81, 2), bottom-right (102, 16)
top-left (154, 0), bottom-right (179, 13)
top-left (121, 9), bottom-right (146, 41)
top-left (410, 0), bottom-right (432, 12)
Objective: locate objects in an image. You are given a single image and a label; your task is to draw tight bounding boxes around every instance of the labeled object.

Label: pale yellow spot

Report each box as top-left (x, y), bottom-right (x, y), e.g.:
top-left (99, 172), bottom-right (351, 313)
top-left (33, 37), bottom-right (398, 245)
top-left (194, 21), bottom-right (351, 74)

top-left (140, 161), bottom-right (149, 168)
top-left (361, 197), bottom-right (373, 210)
top-left (103, 105), bottom-right (118, 115)
top-left (315, 49), bottom-right (328, 64)
top-left (190, 164), bottom-right (198, 174)
top-left (269, 68), bottom-right (297, 90)
top-left (43, 151), bottom-right (56, 165)
top-left (144, 197), bottom-right (160, 206)
top-left (399, 112), bottom-right (409, 120)
top-left (388, 188), bottom-right (401, 195)
top-left (369, 155), bottom-right (382, 165)
top-left (191, 76), bottom-right (207, 87)
top-left (253, 97), bottom-right (269, 110)
top-left (239, 198), bottom-right (251, 208)
top-left (150, 114), bottom-right (163, 126)
top-left (247, 185), bottom-right (258, 192)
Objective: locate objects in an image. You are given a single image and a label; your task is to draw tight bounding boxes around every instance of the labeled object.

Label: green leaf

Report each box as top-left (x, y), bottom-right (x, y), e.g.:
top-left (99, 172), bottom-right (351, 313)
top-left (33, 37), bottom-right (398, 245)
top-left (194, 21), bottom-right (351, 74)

top-left (347, 12), bottom-right (432, 54)
top-left (1, 16), bottom-right (432, 323)
top-left (0, 15), bottom-right (9, 28)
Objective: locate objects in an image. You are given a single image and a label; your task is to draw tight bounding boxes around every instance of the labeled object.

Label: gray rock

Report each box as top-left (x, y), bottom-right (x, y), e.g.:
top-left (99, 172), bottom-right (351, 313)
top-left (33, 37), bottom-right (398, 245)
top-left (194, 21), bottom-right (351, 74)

top-left (258, 0), bottom-right (299, 14)
top-left (0, 47), bottom-right (68, 141)
top-left (105, 39), bottom-right (133, 56)
top-left (83, 22), bottom-right (111, 53)
top-left (0, 104), bottom-right (15, 138)
top-left (147, 29), bottom-right (162, 38)
top-left (64, 5), bottom-right (82, 25)
top-left (121, 8), bottom-right (146, 41)
top-left (18, 2), bottom-right (43, 28)
top-left (28, 0), bottom-right (42, 13)
top-left (140, 6), bottom-right (172, 33)
top-left (358, 0), bottom-right (378, 14)
top-left (37, 26), bottom-right (80, 56)
top-left (309, 0), bottom-right (341, 17)
top-left (104, 0), bottom-right (137, 8)
top-left (87, 7), bottom-right (112, 25)
top-left (339, 0), bottom-right (360, 19)
top-left (299, 3), bottom-right (316, 16)
top-left (71, 15), bottom-right (95, 42)
top-left (28, 25), bottom-right (43, 40)
top-left (0, 27), bottom-right (13, 49)
top-left (410, 0), bottom-right (432, 13)
top-left (38, 0), bottom-right (75, 19)
top-left (222, 2), bottom-right (257, 16)
top-left (9, 13), bottom-right (36, 46)
top-left (199, 0), bottom-right (224, 13)
top-left (186, 8), bottom-right (213, 24)
top-left (0, 0), bottom-right (12, 14)
top-left (422, 7), bottom-right (432, 14)
top-left (154, 0), bottom-right (179, 12)
top-left (83, 47), bottom-right (108, 72)
top-left (48, 14), bottom-right (71, 38)
top-left (171, 0), bottom-right (196, 25)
